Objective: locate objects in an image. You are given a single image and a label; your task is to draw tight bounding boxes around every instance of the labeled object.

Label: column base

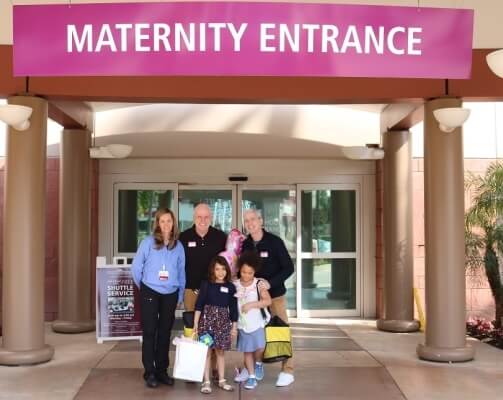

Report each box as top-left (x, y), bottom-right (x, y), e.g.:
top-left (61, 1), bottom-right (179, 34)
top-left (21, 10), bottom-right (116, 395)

top-left (377, 319), bottom-right (420, 333)
top-left (52, 320), bottom-right (95, 334)
top-left (417, 343), bottom-right (475, 362)
top-left (0, 344), bottom-right (54, 366)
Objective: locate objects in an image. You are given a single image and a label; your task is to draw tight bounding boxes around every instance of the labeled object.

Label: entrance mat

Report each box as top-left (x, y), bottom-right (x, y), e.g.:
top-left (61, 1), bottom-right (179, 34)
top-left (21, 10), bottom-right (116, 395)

top-left (111, 322), bottom-right (361, 351)
top-left (75, 367), bottom-right (404, 400)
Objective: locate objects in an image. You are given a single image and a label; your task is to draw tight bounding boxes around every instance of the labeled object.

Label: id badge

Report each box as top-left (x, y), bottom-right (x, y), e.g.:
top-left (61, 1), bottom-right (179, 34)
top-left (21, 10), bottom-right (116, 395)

top-left (159, 270), bottom-right (169, 281)
top-left (220, 286), bottom-right (229, 293)
top-left (188, 241), bottom-right (197, 247)
top-left (260, 251), bottom-right (269, 258)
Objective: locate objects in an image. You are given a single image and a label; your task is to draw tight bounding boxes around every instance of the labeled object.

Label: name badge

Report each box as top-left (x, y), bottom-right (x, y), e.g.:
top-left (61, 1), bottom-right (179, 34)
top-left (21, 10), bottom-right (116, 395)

top-left (159, 270), bottom-right (169, 281)
top-left (188, 241), bottom-right (197, 247)
top-left (220, 286), bottom-right (229, 293)
top-left (260, 251), bottom-right (269, 258)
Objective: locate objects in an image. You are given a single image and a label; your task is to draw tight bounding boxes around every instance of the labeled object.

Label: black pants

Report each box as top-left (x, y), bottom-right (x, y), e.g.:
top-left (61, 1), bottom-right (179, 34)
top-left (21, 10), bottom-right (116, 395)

top-left (140, 283), bottom-right (178, 375)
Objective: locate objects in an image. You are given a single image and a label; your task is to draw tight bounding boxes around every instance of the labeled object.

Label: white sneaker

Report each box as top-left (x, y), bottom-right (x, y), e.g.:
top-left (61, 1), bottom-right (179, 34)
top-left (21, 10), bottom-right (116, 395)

top-left (234, 368), bottom-right (249, 383)
top-left (275, 372), bottom-right (294, 387)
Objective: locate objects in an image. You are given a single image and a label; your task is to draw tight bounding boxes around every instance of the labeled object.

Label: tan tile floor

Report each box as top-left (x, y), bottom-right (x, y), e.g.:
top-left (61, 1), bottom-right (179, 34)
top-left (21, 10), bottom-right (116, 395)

top-left (1, 319), bottom-right (502, 399)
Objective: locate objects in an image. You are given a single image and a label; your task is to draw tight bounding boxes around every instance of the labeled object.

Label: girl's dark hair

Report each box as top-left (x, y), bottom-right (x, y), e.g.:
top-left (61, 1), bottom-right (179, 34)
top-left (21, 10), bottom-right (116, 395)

top-left (208, 256), bottom-right (232, 283)
top-left (236, 251), bottom-right (262, 278)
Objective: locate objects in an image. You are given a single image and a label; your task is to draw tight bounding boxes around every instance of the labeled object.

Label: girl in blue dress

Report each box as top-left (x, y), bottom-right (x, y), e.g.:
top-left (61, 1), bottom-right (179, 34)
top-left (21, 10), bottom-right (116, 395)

top-left (233, 251), bottom-right (272, 390)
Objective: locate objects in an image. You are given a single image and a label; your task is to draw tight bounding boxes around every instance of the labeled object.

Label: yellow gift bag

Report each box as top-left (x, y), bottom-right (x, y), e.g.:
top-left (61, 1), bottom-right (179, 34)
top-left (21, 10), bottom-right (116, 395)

top-left (262, 316), bottom-right (293, 363)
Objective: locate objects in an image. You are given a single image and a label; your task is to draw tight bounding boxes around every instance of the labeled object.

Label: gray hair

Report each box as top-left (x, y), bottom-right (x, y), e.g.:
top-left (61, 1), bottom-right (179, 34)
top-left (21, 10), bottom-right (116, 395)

top-left (243, 208), bottom-right (263, 219)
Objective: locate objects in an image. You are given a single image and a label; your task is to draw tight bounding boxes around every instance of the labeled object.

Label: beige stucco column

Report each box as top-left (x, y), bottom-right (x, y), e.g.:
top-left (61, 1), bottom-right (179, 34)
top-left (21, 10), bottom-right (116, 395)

top-left (377, 130), bottom-right (419, 332)
top-left (0, 96), bottom-right (54, 365)
top-left (416, 98), bottom-right (474, 362)
top-left (52, 129), bottom-right (95, 333)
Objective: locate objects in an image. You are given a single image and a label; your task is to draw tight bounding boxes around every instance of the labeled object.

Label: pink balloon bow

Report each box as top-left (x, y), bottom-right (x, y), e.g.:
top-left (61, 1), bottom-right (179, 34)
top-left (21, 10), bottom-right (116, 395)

top-left (219, 228), bottom-right (246, 278)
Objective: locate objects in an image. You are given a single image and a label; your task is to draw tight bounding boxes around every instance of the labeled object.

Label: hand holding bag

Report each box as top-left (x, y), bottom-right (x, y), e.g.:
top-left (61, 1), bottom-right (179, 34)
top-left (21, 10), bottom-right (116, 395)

top-left (172, 337), bottom-right (209, 382)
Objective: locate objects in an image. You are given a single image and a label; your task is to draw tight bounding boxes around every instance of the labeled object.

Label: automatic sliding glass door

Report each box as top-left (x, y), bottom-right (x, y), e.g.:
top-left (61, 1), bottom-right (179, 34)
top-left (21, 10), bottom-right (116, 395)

top-left (113, 182), bottom-right (361, 318)
top-left (238, 186), bottom-right (297, 315)
top-left (297, 185), bottom-right (360, 317)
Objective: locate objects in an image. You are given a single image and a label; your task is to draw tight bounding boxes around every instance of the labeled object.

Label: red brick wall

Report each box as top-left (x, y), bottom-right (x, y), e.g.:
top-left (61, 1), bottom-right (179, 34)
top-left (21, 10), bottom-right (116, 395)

top-left (0, 157), bottom-right (99, 322)
top-left (411, 158), bottom-right (497, 321)
top-left (376, 158), bottom-right (498, 321)
top-left (412, 158), bottom-right (425, 321)
top-left (0, 158), bottom-right (59, 321)
top-left (45, 158), bottom-right (60, 321)
top-left (375, 159), bottom-right (384, 318)
top-left (0, 160), bottom-right (3, 329)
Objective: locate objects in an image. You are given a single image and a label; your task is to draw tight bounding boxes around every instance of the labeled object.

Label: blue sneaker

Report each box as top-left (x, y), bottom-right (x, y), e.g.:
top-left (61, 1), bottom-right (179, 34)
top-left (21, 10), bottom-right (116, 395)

top-left (255, 362), bottom-right (264, 381)
top-left (244, 377), bottom-right (257, 390)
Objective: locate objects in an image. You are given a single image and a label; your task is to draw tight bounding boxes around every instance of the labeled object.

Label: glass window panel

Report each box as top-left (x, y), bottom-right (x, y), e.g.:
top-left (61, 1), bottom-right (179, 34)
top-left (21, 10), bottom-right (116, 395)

top-left (301, 190), bottom-right (356, 253)
top-left (284, 271), bottom-right (296, 311)
top-left (118, 190), bottom-right (174, 253)
top-left (301, 258), bottom-right (356, 310)
top-left (241, 189), bottom-right (296, 311)
top-left (241, 190), bottom-right (296, 253)
top-left (178, 190), bottom-right (233, 233)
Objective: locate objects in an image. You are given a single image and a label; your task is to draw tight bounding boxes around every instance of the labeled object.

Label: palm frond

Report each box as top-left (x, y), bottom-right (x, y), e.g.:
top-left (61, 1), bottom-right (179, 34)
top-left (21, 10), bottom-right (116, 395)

top-left (465, 228), bottom-right (484, 272)
top-left (465, 162), bottom-right (503, 228)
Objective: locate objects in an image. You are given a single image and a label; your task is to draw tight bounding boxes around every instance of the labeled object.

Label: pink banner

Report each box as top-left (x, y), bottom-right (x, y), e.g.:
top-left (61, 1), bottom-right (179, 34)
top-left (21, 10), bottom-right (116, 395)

top-left (13, 2), bottom-right (473, 78)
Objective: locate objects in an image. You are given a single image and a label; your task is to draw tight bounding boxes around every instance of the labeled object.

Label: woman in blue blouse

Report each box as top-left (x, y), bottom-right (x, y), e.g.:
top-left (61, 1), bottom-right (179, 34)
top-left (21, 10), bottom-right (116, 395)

top-left (132, 208), bottom-right (186, 389)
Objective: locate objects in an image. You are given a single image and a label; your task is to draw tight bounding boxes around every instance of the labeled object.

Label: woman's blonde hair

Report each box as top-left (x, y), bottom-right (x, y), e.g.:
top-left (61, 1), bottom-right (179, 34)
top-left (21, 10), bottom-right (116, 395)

top-left (152, 208), bottom-right (179, 250)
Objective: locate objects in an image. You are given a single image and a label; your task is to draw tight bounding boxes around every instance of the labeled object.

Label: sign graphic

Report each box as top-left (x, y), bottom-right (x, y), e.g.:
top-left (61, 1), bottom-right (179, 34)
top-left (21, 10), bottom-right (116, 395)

top-left (96, 265), bottom-right (142, 342)
top-left (13, 2), bottom-right (473, 78)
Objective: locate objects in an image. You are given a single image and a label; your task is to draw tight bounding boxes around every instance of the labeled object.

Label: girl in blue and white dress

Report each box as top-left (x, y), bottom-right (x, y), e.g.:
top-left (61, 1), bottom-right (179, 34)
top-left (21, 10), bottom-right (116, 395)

top-left (233, 251), bottom-right (272, 390)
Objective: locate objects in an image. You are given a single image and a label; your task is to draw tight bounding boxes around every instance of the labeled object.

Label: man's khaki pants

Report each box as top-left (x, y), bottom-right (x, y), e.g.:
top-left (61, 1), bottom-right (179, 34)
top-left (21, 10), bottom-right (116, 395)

top-left (269, 295), bottom-right (294, 374)
top-left (184, 289), bottom-right (198, 312)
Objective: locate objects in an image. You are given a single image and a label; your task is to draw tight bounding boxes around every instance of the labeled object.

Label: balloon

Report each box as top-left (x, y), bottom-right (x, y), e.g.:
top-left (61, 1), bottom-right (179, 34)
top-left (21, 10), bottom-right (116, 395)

top-left (219, 228), bottom-right (246, 278)
top-left (226, 228), bottom-right (246, 256)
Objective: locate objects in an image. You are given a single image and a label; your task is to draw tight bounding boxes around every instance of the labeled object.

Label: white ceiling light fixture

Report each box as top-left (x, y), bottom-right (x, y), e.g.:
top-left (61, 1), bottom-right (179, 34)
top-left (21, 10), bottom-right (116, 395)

top-left (432, 107), bottom-right (470, 133)
top-left (486, 49), bottom-right (503, 78)
top-left (89, 112), bottom-right (133, 159)
top-left (89, 144), bottom-right (133, 159)
top-left (0, 104), bottom-right (33, 131)
top-left (342, 146), bottom-right (384, 160)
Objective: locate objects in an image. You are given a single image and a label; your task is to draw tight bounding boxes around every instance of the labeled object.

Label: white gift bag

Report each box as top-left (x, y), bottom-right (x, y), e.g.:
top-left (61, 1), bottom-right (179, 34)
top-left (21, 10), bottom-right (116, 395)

top-left (172, 337), bottom-right (208, 382)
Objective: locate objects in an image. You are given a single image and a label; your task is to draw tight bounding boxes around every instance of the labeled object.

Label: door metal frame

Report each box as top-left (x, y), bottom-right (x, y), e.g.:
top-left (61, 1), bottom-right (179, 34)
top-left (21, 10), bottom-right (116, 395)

top-left (296, 183), bottom-right (361, 318)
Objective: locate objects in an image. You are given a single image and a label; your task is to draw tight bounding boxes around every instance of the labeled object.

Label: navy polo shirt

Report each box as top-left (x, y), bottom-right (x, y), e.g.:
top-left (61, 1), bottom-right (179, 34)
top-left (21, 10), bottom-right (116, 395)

top-left (179, 225), bottom-right (227, 290)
